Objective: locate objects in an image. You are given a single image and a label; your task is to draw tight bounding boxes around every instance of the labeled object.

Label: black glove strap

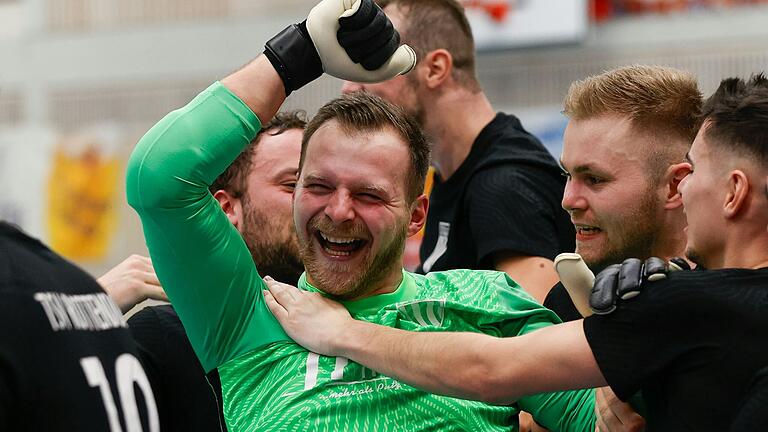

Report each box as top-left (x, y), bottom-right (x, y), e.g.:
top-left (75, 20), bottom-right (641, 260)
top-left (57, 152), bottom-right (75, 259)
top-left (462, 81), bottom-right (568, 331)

top-left (264, 22), bottom-right (323, 96)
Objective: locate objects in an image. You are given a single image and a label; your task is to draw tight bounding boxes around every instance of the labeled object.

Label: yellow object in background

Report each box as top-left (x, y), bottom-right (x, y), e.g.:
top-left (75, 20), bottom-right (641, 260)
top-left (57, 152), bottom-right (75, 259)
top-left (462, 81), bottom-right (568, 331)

top-left (47, 145), bottom-right (120, 261)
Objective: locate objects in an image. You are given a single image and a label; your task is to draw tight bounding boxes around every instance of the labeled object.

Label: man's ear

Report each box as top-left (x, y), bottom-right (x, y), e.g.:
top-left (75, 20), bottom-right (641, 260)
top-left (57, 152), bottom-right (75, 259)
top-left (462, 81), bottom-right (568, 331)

top-left (723, 170), bottom-right (750, 220)
top-left (664, 162), bottom-right (692, 210)
top-left (213, 189), bottom-right (244, 231)
top-left (407, 194), bottom-right (429, 237)
top-left (422, 49), bottom-right (452, 90)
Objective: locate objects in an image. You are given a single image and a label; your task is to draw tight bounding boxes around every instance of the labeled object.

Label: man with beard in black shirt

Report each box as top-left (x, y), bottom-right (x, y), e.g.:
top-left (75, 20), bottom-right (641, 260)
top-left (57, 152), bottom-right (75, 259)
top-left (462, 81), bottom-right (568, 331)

top-left (126, 112), bottom-right (306, 432)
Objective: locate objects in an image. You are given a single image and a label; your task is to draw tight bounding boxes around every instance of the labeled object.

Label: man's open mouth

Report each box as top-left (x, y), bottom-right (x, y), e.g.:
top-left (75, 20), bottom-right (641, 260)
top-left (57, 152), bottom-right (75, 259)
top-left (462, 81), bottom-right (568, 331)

top-left (575, 226), bottom-right (601, 235)
top-left (316, 232), bottom-right (367, 257)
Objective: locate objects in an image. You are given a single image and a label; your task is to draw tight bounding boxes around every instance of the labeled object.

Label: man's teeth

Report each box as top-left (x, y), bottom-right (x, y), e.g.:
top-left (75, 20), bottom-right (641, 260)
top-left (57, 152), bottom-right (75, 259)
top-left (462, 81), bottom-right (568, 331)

top-left (320, 233), bottom-right (358, 244)
top-left (323, 248), bottom-right (351, 256)
top-left (578, 227), bottom-right (600, 234)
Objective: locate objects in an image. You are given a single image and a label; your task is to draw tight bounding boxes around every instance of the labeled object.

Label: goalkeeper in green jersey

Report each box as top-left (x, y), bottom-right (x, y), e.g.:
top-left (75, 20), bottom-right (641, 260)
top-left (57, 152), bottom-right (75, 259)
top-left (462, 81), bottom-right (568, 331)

top-left (127, 0), bottom-right (596, 430)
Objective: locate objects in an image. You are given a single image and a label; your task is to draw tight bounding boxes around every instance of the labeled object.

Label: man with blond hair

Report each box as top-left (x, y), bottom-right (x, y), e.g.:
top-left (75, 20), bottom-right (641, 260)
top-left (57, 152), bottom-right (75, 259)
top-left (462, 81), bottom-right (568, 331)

top-left (545, 64), bottom-right (702, 320)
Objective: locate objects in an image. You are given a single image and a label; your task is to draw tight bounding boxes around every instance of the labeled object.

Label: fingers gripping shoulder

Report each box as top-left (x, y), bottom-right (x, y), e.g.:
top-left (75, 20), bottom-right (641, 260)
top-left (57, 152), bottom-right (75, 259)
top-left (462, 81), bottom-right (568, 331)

top-left (555, 253), bottom-right (688, 317)
top-left (307, 0), bottom-right (416, 82)
top-left (590, 257), bottom-right (686, 315)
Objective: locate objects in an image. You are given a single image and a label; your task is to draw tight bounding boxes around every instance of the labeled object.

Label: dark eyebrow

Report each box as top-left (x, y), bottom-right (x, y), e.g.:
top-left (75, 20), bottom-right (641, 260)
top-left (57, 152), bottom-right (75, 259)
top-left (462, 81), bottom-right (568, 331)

top-left (572, 165), bottom-right (596, 174)
top-left (273, 167), bottom-right (298, 179)
top-left (559, 161), bottom-right (598, 174)
top-left (303, 174), bottom-right (329, 183)
top-left (358, 185), bottom-right (389, 196)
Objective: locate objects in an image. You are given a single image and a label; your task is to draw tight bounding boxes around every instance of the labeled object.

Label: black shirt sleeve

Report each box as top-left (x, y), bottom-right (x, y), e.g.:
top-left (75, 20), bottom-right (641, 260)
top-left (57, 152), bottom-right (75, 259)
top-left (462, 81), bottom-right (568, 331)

top-left (465, 166), bottom-right (562, 264)
top-left (543, 282), bottom-right (584, 322)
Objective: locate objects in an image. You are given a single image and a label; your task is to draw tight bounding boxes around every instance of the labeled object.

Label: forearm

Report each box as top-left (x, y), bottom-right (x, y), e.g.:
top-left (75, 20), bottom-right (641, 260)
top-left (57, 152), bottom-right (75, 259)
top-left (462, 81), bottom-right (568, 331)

top-left (335, 320), bottom-right (605, 405)
top-left (337, 320), bottom-right (522, 404)
top-left (220, 55), bottom-right (285, 124)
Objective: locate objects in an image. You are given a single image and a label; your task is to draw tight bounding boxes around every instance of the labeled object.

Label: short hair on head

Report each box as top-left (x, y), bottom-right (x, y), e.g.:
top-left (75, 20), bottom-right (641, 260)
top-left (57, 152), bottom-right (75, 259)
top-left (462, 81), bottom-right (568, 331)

top-left (210, 110), bottom-right (307, 196)
top-left (377, 0), bottom-right (479, 91)
top-left (700, 73), bottom-right (768, 169)
top-left (564, 65), bottom-right (703, 181)
top-left (300, 91), bottom-right (430, 202)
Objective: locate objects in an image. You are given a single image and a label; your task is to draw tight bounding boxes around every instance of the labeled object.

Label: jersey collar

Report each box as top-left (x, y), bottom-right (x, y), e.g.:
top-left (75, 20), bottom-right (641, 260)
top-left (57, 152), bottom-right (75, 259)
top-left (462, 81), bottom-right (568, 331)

top-left (298, 270), bottom-right (418, 316)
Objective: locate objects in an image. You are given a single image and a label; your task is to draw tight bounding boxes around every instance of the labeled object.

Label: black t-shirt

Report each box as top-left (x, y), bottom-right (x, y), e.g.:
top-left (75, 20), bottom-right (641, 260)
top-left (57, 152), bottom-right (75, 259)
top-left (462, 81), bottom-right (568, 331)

top-left (0, 221), bottom-right (158, 431)
top-left (543, 282), bottom-right (583, 322)
top-left (729, 366), bottom-right (768, 431)
top-left (584, 267), bottom-right (768, 431)
top-left (128, 305), bottom-right (226, 432)
top-left (417, 113), bottom-right (574, 273)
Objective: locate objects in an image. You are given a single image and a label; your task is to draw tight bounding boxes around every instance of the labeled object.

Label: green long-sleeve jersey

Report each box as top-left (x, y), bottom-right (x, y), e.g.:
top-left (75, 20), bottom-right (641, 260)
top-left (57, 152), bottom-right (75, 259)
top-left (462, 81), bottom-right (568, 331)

top-left (126, 81), bottom-right (595, 432)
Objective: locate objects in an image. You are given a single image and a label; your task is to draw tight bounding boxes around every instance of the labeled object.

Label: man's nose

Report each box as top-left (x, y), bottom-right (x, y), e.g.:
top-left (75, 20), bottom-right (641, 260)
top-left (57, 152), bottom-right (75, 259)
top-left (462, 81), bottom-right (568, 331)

top-left (561, 181), bottom-right (587, 213)
top-left (324, 191), bottom-right (355, 224)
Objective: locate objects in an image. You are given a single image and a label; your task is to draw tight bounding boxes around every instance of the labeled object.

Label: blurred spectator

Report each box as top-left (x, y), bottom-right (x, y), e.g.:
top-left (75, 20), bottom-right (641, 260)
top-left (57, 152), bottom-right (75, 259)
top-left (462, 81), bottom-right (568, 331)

top-left (124, 111), bottom-right (305, 432)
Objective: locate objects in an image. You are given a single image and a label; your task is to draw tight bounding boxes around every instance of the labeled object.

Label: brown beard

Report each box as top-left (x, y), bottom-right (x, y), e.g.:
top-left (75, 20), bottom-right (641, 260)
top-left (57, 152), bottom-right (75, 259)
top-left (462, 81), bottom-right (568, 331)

top-left (240, 198), bottom-right (303, 286)
top-left (581, 183), bottom-right (663, 273)
top-left (684, 248), bottom-right (707, 270)
top-left (299, 214), bottom-right (407, 300)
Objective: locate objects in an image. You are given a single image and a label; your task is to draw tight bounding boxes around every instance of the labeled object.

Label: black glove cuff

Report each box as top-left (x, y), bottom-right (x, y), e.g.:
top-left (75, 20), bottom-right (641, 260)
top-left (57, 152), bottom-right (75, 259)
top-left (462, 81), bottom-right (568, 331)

top-left (264, 23), bottom-right (323, 96)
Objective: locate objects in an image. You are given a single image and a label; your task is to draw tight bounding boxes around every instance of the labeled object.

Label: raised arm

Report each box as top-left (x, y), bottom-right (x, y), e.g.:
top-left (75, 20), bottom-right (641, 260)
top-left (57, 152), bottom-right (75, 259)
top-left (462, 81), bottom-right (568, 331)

top-left (126, 76), bottom-right (278, 372)
top-left (127, 0), bottom-right (416, 372)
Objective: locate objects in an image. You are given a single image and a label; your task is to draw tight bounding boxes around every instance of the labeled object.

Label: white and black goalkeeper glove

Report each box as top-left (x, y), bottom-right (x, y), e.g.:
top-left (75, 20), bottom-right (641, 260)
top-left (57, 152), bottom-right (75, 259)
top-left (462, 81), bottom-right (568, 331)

top-left (264, 0), bottom-right (416, 96)
top-left (555, 253), bottom-right (691, 317)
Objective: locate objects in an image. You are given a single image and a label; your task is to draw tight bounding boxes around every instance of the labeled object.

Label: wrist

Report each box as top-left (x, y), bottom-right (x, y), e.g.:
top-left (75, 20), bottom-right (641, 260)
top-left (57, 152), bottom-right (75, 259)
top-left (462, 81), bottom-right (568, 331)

top-left (335, 319), bottom-right (372, 358)
top-left (263, 23), bottom-right (323, 96)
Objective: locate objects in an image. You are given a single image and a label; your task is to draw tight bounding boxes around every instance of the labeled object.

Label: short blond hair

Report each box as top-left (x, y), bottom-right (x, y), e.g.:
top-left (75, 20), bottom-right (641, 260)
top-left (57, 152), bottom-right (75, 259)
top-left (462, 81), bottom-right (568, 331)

top-left (564, 65), bottom-right (702, 143)
top-left (564, 65), bottom-right (703, 181)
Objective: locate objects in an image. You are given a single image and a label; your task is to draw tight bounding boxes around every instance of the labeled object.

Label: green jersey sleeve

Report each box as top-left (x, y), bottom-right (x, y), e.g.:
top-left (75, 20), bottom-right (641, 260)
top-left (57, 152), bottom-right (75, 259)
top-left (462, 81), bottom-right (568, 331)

top-left (126, 82), bottom-right (290, 373)
top-left (518, 389), bottom-right (596, 432)
top-left (486, 274), bottom-right (596, 432)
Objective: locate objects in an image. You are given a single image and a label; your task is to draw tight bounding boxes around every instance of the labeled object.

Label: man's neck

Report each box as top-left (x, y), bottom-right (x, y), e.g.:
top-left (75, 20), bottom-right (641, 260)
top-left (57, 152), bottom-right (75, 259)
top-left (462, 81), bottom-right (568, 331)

top-left (717, 229), bottom-right (768, 270)
top-left (652, 216), bottom-right (688, 263)
top-left (352, 274), bottom-right (404, 300)
top-left (423, 90), bottom-right (496, 181)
